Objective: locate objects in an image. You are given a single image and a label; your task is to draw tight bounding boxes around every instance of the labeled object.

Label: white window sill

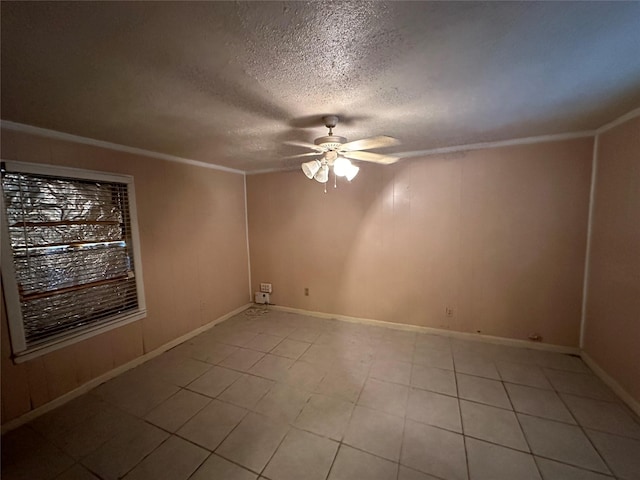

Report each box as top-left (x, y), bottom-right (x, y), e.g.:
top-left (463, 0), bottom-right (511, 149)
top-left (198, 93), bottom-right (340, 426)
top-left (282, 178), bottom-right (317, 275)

top-left (12, 310), bottom-right (147, 364)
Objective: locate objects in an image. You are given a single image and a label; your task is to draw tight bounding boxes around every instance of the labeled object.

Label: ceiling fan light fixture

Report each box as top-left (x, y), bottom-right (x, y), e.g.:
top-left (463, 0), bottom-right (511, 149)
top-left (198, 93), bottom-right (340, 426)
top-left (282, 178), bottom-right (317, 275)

top-left (333, 157), bottom-right (352, 177)
top-left (314, 164), bottom-right (329, 183)
top-left (292, 115), bottom-right (400, 188)
top-left (301, 159), bottom-right (321, 179)
top-left (345, 163), bottom-right (360, 181)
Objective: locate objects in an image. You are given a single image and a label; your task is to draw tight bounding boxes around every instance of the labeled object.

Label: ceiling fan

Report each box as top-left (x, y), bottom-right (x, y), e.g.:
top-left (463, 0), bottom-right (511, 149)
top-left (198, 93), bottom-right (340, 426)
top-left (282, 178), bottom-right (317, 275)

top-left (286, 115), bottom-right (401, 185)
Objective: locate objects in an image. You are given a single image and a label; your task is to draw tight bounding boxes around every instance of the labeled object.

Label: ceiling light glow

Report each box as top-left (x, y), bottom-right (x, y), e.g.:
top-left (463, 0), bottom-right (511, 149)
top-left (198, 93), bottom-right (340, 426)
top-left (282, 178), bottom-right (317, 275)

top-left (333, 157), bottom-right (352, 177)
top-left (345, 163), bottom-right (359, 181)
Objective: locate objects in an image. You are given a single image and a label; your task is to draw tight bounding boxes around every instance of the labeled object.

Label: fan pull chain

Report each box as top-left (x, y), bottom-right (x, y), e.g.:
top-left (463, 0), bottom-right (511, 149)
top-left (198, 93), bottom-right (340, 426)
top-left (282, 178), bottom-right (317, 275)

top-left (324, 182), bottom-right (327, 194)
top-left (334, 171), bottom-right (337, 189)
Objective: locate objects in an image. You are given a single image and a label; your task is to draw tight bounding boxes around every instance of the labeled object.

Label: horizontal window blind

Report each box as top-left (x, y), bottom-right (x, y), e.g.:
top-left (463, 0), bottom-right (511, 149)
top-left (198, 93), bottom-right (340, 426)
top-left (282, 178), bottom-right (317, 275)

top-left (2, 169), bottom-right (140, 348)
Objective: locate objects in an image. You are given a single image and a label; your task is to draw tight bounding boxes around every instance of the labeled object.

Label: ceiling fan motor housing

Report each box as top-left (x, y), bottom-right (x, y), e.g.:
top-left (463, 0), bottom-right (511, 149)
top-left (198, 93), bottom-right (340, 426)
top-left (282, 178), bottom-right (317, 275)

top-left (314, 135), bottom-right (347, 150)
top-left (322, 115), bottom-right (339, 128)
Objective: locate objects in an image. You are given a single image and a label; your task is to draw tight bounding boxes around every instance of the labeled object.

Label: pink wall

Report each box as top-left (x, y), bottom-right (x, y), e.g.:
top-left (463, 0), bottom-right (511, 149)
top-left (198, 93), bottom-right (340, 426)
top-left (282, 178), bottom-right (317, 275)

top-left (584, 116), bottom-right (640, 403)
top-left (247, 138), bottom-right (593, 347)
top-left (1, 129), bottom-right (250, 424)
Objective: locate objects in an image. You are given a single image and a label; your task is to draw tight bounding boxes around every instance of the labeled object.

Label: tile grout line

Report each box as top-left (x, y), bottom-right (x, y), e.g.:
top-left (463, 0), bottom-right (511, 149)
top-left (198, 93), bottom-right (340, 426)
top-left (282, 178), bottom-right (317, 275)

top-left (323, 441), bottom-right (343, 480)
top-left (225, 316), bottom-right (624, 476)
top-left (452, 346), bottom-right (471, 480)
top-left (254, 341), bottom-right (333, 480)
top-left (336, 343), bottom-right (381, 475)
top-left (400, 361), bottom-right (416, 480)
top-left (201, 323), bottom-right (634, 475)
top-left (113, 430), bottom-right (174, 480)
top-left (540, 363), bottom-right (616, 477)
top-left (211, 450), bottom-right (263, 477)
top-left (51, 463), bottom-right (80, 480)
top-left (396, 336), bottom-right (417, 480)
top-left (201, 407), bottom-right (256, 473)
top-left (502, 367), bottom-right (544, 479)
top-left (144, 386), bottom-right (212, 431)
top-left (267, 407), bottom-right (619, 480)
top-left (169, 371), bottom-right (623, 477)
top-left (16, 312), bottom-right (635, 480)
top-left (257, 422), bottom-right (294, 479)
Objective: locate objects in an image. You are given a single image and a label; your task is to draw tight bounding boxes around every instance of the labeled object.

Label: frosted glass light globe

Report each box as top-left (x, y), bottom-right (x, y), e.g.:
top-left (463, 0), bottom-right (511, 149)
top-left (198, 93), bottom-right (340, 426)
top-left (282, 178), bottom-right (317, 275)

top-left (314, 164), bottom-right (329, 183)
top-left (345, 163), bottom-right (360, 181)
top-left (333, 157), bottom-right (352, 177)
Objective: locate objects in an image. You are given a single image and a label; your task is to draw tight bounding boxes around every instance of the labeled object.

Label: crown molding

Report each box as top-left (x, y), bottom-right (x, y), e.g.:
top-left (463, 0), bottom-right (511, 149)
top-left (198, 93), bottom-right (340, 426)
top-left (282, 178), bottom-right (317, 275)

top-left (595, 106), bottom-right (640, 135)
top-left (0, 120), bottom-right (244, 175)
top-left (250, 107), bottom-right (638, 173)
top-left (4, 105), bottom-right (638, 177)
top-left (246, 166), bottom-right (300, 175)
top-left (394, 130), bottom-right (596, 159)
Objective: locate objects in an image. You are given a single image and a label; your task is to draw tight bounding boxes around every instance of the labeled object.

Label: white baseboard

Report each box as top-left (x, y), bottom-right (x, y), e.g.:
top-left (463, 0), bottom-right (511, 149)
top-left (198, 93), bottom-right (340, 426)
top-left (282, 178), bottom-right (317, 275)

top-left (270, 305), bottom-right (580, 355)
top-left (1, 303), bottom-right (251, 435)
top-left (581, 352), bottom-right (640, 418)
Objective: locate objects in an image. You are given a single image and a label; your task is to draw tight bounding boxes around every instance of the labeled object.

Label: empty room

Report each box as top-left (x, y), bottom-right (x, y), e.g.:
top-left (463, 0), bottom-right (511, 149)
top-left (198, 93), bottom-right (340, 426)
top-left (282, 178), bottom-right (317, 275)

top-left (1, 2), bottom-right (639, 480)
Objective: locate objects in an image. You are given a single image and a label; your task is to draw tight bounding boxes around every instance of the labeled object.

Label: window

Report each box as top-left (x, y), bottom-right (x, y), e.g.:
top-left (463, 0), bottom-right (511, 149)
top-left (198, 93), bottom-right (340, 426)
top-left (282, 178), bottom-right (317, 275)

top-left (1, 161), bottom-right (146, 360)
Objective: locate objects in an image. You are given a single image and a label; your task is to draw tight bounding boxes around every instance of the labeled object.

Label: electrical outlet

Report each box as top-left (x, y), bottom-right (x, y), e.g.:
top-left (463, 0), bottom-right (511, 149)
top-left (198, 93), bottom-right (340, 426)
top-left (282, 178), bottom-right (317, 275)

top-left (260, 283), bottom-right (272, 293)
top-left (304, 287), bottom-right (309, 296)
top-left (445, 307), bottom-right (454, 317)
top-left (255, 292), bottom-right (270, 304)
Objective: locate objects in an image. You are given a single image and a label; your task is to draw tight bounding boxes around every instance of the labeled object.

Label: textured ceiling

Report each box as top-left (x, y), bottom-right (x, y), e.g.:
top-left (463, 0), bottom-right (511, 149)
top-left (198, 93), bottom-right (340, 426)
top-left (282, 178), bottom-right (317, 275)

top-left (2, 1), bottom-right (640, 171)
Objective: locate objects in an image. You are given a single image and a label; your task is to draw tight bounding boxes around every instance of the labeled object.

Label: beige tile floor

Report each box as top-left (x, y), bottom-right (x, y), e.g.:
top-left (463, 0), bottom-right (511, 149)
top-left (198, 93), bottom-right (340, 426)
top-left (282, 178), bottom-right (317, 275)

top-left (3, 309), bottom-right (640, 480)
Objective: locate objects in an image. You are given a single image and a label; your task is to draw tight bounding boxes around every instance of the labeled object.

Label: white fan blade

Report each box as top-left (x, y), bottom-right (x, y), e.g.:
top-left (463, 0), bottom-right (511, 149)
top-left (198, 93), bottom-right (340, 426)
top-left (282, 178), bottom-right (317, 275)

top-left (284, 152), bottom-right (323, 159)
top-left (284, 140), bottom-right (325, 152)
top-left (341, 150), bottom-right (399, 165)
top-left (339, 135), bottom-right (400, 152)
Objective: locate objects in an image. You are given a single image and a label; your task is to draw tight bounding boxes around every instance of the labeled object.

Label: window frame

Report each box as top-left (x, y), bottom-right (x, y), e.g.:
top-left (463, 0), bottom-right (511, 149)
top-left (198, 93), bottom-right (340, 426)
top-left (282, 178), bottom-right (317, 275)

top-left (1, 160), bottom-right (146, 363)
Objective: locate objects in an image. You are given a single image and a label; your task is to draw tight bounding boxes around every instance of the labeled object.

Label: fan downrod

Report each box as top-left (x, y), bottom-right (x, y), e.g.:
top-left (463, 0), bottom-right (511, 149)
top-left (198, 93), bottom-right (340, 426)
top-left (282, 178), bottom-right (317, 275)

top-left (314, 115), bottom-right (345, 148)
top-left (322, 115), bottom-right (339, 135)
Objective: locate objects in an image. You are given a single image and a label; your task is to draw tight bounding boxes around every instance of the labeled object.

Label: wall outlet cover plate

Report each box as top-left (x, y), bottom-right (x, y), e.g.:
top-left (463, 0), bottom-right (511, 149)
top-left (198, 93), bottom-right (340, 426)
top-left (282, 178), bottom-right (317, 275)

top-left (255, 292), bottom-right (270, 304)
